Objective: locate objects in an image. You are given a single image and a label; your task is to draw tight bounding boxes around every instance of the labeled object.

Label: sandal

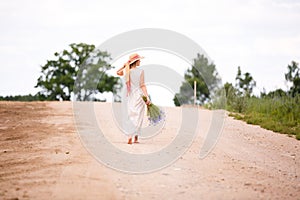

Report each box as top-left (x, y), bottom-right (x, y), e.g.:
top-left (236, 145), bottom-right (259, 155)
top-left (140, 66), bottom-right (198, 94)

top-left (134, 135), bottom-right (139, 143)
top-left (128, 138), bottom-right (132, 144)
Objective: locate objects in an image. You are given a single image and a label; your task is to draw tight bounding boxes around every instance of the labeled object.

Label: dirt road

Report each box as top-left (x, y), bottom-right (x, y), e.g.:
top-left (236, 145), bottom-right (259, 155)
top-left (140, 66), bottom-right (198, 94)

top-left (0, 101), bottom-right (299, 199)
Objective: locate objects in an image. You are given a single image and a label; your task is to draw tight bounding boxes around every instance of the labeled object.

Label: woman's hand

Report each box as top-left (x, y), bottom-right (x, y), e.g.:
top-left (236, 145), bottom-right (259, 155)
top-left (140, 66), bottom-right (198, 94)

top-left (146, 96), bottom-right (151, 105)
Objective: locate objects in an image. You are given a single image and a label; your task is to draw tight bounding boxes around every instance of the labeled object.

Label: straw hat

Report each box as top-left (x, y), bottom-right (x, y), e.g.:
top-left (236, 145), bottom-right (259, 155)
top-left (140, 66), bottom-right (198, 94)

top-left (128, 53), bottom-right (144, 65)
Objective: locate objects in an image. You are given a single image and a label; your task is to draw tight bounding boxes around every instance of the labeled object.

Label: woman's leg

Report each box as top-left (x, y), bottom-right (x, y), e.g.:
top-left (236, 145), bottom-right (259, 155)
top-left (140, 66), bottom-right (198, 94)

top-left (128, 136), bottom-right (133, 144)
top-left (134, 135), bottom-right (139, 143)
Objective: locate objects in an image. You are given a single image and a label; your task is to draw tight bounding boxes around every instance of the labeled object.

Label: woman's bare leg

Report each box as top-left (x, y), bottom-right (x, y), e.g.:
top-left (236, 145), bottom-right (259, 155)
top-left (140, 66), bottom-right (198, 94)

top-left (134, 135), bottom-right (139, 143)
top-left (128, 136), bottom-right (132, 144)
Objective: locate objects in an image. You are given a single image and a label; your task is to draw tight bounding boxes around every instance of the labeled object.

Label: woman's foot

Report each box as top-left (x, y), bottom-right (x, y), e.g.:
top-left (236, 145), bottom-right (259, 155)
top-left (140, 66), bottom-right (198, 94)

top-left (128, 138), bottom-right (132, 144)
top-left (134, 135), bottom-right (139, 143)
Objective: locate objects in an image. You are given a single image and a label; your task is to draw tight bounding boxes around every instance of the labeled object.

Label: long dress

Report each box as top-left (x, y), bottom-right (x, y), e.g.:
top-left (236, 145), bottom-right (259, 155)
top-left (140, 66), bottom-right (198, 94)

top-left (122, 67), bottom-right (145, 136)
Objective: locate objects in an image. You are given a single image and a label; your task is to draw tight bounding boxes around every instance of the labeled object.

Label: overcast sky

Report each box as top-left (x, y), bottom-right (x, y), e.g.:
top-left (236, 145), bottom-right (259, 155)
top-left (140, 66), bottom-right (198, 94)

top-left (1, 0), bottom-right (300, 99)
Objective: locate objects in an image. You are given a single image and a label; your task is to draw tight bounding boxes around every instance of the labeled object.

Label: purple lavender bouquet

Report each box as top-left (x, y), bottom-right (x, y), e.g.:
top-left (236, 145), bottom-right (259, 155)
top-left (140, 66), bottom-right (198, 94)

top-left (142, 95), bottom-right (165, 126)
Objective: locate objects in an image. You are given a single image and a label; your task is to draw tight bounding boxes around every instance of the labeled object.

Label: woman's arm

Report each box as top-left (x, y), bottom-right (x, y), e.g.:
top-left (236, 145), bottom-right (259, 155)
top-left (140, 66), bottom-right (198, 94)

top-left (140, 70), bottom-right (151, 105)
top-left (116, 65), bottom-right (125, 76)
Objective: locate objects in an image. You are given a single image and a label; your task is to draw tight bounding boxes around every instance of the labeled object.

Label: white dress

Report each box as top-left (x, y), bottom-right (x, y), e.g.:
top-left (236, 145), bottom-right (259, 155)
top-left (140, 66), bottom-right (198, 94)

top-left (122, 68), bottom-right (145, 136)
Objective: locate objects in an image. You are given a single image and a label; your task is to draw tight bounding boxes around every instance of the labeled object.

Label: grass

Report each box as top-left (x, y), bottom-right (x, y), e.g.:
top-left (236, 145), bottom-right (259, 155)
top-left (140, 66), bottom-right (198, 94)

top-left (229, 112), bottom-right (300, 139)
top-left (227, 95), bottom-right (300, 140)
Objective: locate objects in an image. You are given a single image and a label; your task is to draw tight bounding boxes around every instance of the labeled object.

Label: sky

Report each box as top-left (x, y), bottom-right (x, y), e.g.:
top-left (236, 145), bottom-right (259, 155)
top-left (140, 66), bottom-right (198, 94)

top-left (1, 0), bottom-right (300, 105)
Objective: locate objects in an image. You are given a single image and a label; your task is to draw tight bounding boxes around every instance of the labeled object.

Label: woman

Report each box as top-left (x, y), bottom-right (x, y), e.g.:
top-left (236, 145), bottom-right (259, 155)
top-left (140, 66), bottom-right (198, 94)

top-left (116, 53), bottom-right (151, 144)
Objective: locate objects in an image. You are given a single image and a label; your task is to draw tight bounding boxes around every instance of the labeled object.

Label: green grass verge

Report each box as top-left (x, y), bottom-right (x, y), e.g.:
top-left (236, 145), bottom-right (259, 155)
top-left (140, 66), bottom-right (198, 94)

top-left (229, 112), bottom-right (300, 140)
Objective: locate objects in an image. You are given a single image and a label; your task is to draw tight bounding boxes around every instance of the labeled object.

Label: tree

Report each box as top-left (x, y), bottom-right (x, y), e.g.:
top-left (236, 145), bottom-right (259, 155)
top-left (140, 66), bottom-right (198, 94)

top-left (35, 43), bottom-right (119, 101)
top-left (224, 82), bottom-right (237, 100)
top-left (235, 66), bottom-right (256, 96)
top-left (222, 82), bottom-right (247, 112)
top-left (173, 54), bottom-right (221, 106)
top-left (285, 61), bottom-right (300, 97)
top-left (74, 49), bottom-right (121, 101)
top-left (261, 88), bottom-right (287, 98)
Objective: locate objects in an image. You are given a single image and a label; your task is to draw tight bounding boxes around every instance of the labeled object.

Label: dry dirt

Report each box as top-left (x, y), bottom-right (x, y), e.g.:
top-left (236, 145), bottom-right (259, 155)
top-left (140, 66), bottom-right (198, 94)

top-left (0, 101), bottom-right (299, 200)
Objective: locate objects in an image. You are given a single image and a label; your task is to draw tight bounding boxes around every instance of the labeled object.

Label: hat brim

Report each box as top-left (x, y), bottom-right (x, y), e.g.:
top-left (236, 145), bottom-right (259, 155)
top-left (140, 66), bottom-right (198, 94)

top-left (129, 56), bottom-right (144, 64)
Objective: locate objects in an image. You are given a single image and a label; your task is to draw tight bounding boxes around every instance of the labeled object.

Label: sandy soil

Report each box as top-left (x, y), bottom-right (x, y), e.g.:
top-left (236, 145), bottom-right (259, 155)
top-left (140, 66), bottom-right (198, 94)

top-left (0, 101), bottom-right (299, 200)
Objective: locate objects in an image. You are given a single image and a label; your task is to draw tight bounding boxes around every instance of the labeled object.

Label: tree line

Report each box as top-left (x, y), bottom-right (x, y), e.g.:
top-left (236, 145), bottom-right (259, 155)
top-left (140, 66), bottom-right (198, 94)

top-left (1, 42), bottom-right (299, 104)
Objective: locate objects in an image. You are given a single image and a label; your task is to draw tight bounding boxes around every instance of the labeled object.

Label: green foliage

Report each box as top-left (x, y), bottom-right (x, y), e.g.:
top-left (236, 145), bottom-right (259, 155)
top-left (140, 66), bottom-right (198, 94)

top-left (219, 64), bottom-right (300, 140)
top-left (260, 88), bottom-right (287, 98)
top-left (0, 94), bottom-right (47, 101)
top-left (285, 61), bottom-right (300, 97)
top-left (174, 54), bottom-right (221, 106)
top-left (229, 95), bottom-right (300, 140)
top-left (219, 67), bottom-right (257, 112)
top-left (35, 43), bottom-right (119, 101)
top-left (173, 82), bottom-right (193, 106)
top-left (222, 82), bottom-right (247, 113)
top-left (235, 66), bottom-right (256, 96)
top-left (73, 49), bottom-right (120, 101)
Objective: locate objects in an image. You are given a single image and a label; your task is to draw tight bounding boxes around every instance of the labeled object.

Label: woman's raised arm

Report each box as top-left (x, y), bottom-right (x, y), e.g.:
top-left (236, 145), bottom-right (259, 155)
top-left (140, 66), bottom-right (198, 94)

top-left (116, 65), bottom-right (125, 76)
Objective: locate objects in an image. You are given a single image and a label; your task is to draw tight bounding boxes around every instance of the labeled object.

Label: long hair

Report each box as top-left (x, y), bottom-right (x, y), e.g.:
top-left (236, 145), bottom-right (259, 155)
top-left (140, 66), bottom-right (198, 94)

top-left (129, 60), bottom-right (138, 69)
top-left (125, 60), bottom-right (139, 95)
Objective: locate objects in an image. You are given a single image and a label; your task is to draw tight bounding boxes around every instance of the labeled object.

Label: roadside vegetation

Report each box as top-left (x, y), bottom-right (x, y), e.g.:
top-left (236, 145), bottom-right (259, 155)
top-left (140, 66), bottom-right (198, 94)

top-left (221, 61), bottom-right (300, 140)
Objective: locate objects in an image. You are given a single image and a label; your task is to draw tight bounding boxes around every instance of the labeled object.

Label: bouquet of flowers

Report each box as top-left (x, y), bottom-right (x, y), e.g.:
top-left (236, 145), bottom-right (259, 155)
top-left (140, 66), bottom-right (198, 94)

top-left (142, 95), bottom-right (165, 126)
